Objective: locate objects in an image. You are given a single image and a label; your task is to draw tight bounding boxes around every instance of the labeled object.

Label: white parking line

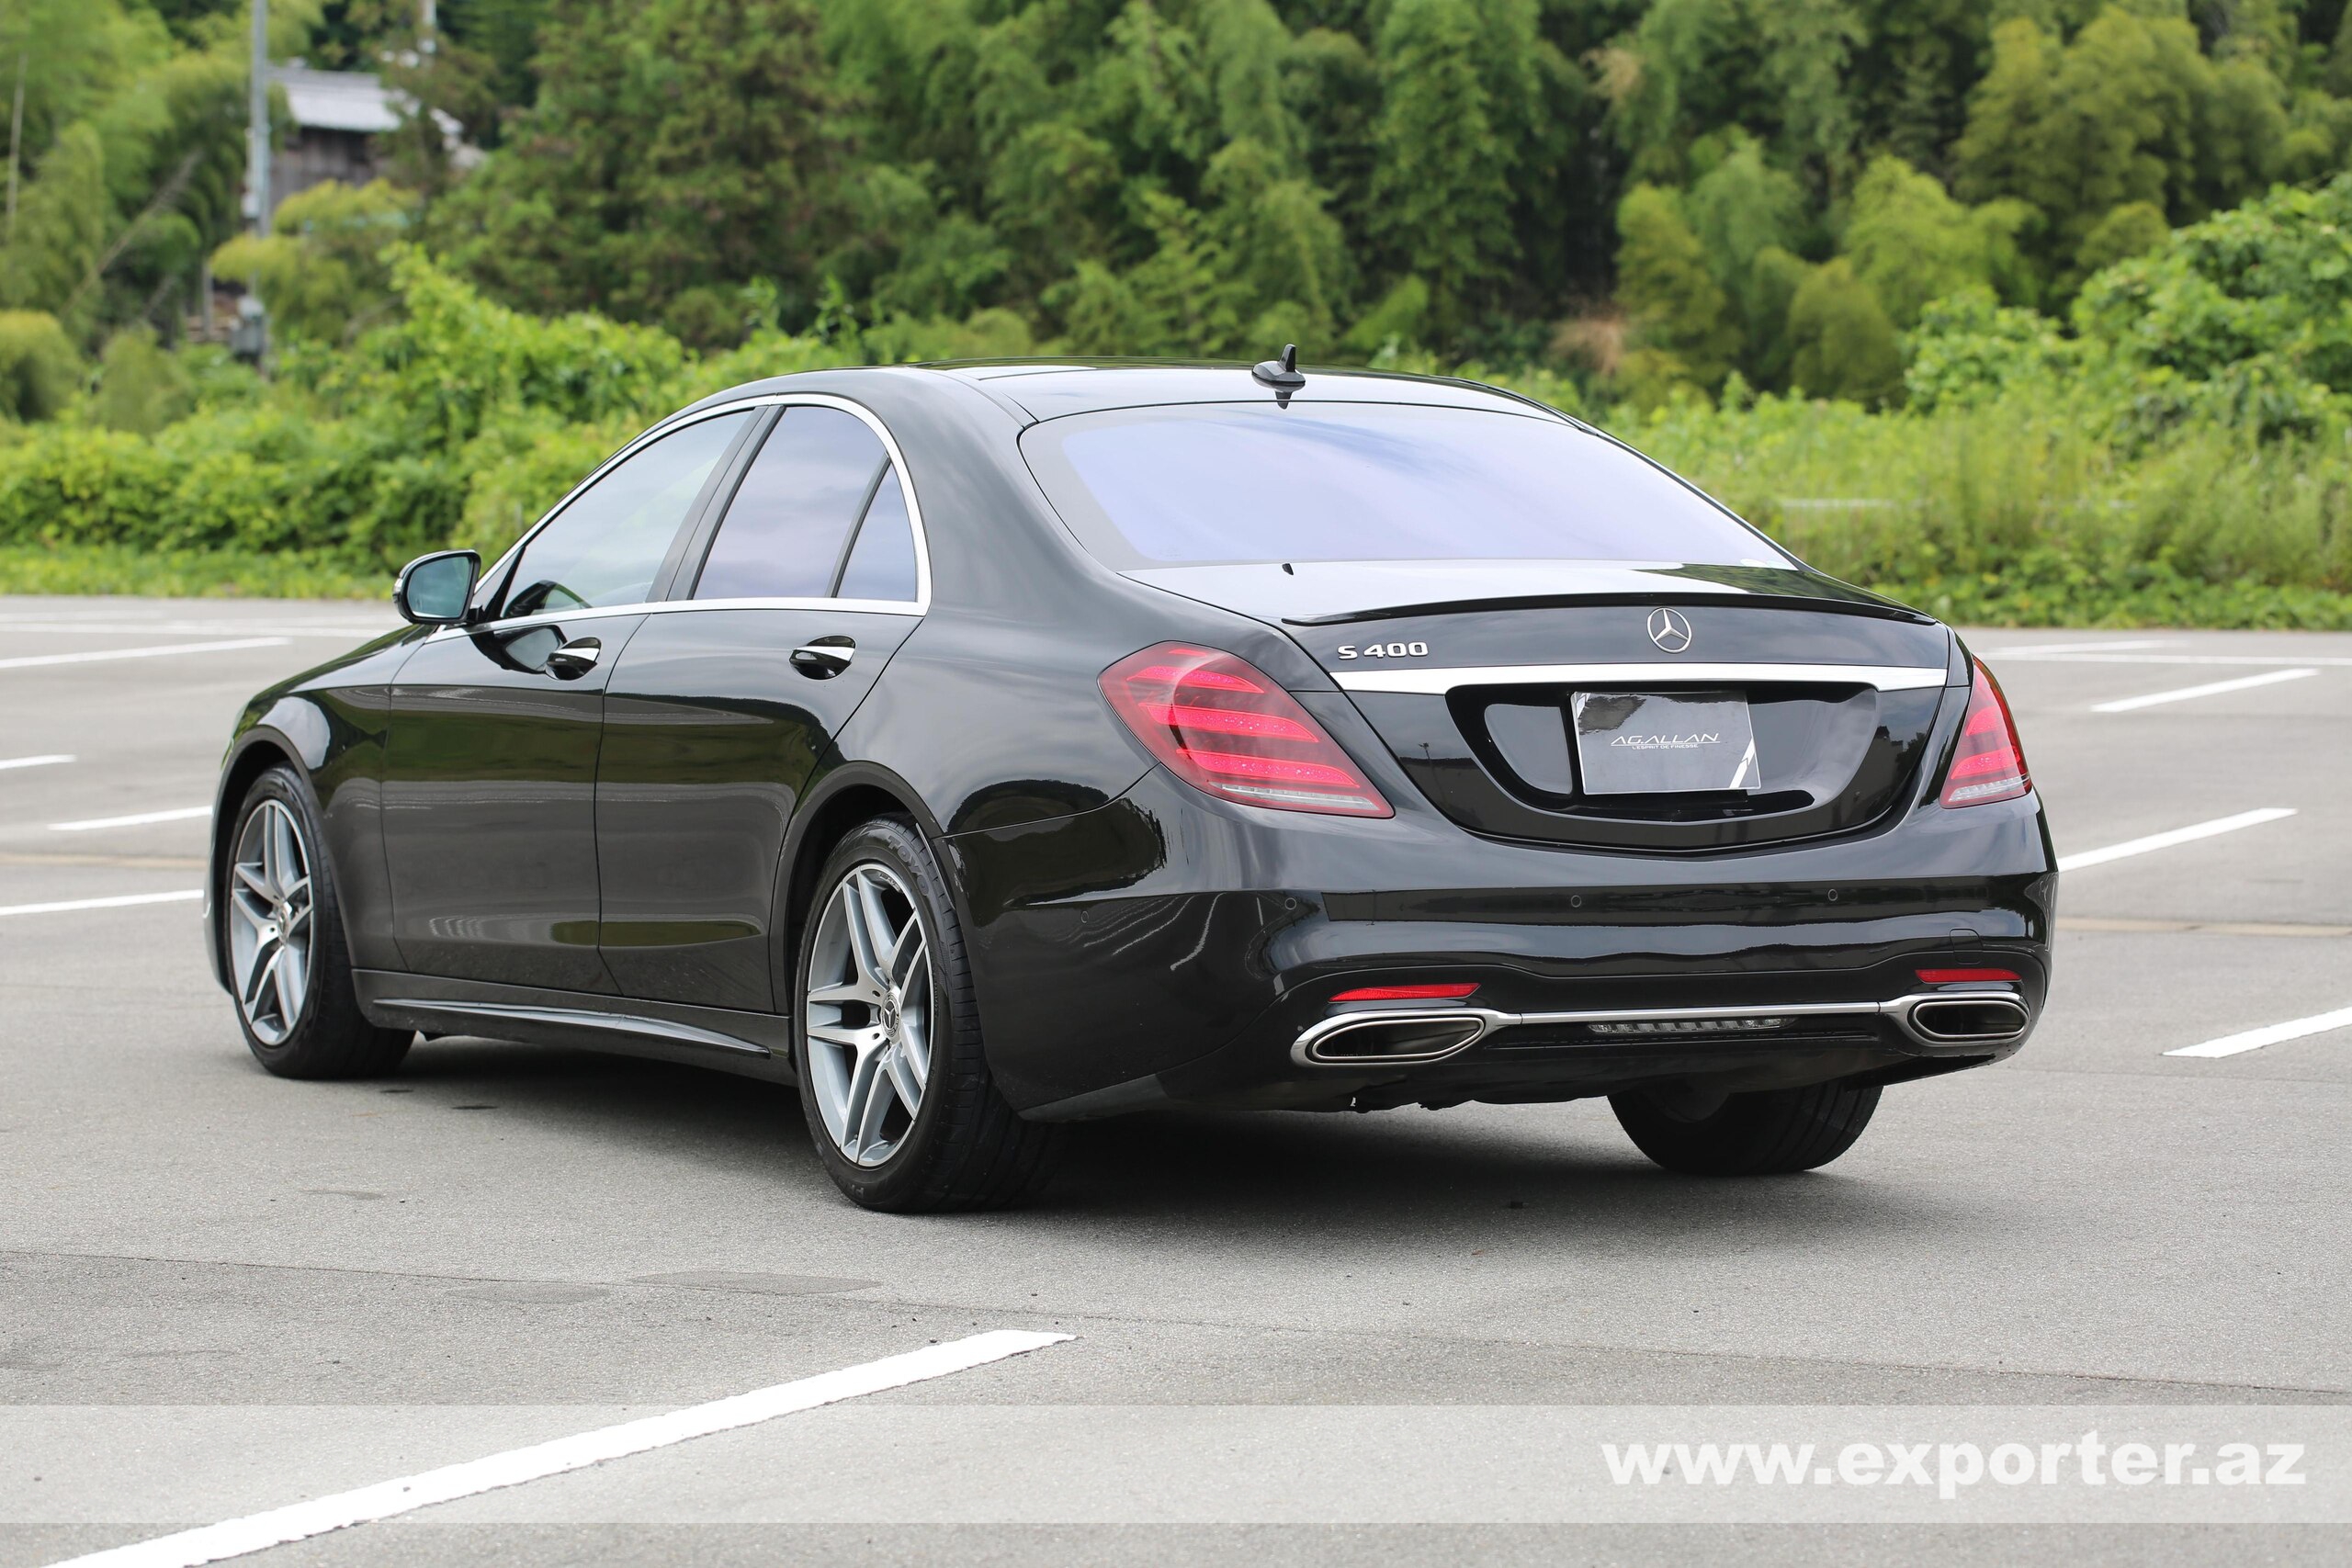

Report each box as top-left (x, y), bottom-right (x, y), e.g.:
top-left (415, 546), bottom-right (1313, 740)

top-left (0, 620), bottom-right (387, 638)
top-left (2055, 808), bottom-right (2297, 873)
top-left (0, 753), bottom-right (74, 772)
top-left (39, 1328), bottom-right (1071, 1568)
top-left (1981, 638), bottom-right (2172, 656)
top-left (1994, 651), bottom-right (2352, 668)
top-left (0, 889), bottom-right (202, 918)
top-left (0, 638), bottom-right (290, 671)
top-left (50, 807), bottom-right (212, 832)
top-left (2089, 668), bottom-right (2319, 713)
top-left (2166, 1005), bottom-right (2352, 1058)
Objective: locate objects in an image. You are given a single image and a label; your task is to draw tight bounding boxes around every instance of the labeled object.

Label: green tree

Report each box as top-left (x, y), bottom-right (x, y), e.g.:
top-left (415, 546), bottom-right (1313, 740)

top-left (1842, 154), bottom-right (2030, 326)
top-left (429, 0), bottom-right (854, 343)
top-left (211, 180), bottom-right (421, 344)
top-left (1369, 0), bottom-right (1515, 333)
top-left (1787, 257), bottom-right (1902, 405)
top-left (1614, 182), bottom-right (1738, 391)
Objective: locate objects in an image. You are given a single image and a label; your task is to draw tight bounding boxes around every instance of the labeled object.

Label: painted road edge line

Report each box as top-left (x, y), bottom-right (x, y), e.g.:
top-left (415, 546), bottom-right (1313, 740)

top-left (38, 1329), bottom-right (1073, 1568)
top-left (2055, 808), bottom-right (2296, 873)
top-left (1981, 638), bottom-right (2171, 657)
top-left (51, 807), bottom-right (212, 833)
top-left (0, 890), bottom-right (203, 919)
top-left (2090, 668), bottom-right (2318, 714)
top-left (0, 753), bottom-right (74, 772)
top-left (2167, 1005), bottom-right (2352, 1059)
top-left (0, 638), bottom-right (290, 671)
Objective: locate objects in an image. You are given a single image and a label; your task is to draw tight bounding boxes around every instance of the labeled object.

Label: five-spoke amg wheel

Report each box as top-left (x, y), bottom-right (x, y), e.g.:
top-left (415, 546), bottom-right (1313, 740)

top-left (221, 768), bottom-right (411, 1078)
top-left (803, 860), bottom-right (934, 1168)
top-left (793, 818), bottom-right (1061, 1212)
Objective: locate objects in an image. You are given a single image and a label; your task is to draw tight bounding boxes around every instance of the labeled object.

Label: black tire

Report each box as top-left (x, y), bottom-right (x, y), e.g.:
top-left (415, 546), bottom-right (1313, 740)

top-left (791, 817), bottom-right (1063, 1213)
top-left (222, 767), bottom-right (413, 1080)
top-left (1610, 1077), bottom-right (1881, 1176)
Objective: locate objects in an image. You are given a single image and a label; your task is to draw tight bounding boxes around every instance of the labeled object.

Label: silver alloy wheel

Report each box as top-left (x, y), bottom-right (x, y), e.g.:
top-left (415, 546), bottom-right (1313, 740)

top-left (803, 862), bottom-right (933, 1168)
top-left (226, 799), bottom-right (313, 1046)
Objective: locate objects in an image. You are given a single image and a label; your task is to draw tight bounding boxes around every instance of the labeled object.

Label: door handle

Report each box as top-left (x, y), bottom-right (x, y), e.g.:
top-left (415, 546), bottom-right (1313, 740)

top-left (546, 637), bottom-right (603, 680)
top-left (790, 637), bottom-right (855, 679)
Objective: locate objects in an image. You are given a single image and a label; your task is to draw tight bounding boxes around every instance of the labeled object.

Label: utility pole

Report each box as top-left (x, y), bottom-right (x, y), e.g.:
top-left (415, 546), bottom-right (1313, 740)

top-left (245, 0), bottom-right (270, 235)
top-left (6, 47), bottom-right (25, 243)
top-left (236, 0), bottom-right (270, 364)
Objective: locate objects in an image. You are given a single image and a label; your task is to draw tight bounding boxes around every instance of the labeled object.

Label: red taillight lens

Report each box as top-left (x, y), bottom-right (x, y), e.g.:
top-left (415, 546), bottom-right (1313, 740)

top-left (1917, 968), bottom-right (2020, 986)
top-left (1332, 983), bottom-right (1480, 1002)
top-left (1101, 644), bottom-right (1392, 817)
top-left (1939, 660), bottom-right (2030, 807)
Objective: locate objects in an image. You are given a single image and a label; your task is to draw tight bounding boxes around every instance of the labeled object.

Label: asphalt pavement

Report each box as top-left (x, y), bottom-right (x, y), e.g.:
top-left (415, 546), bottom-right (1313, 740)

top-left (2, 597), bottom-right (2348, 1565)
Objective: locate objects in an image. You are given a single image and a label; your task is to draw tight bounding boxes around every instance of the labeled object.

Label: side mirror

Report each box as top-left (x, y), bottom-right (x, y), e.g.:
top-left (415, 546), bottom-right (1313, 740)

top-left (393, 550), bottom-right (481, 626)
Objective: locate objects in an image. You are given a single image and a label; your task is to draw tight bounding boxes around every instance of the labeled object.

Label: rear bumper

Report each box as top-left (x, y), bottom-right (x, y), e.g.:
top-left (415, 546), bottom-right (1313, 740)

top-left (949, 773), bottom-right (2055, 1117)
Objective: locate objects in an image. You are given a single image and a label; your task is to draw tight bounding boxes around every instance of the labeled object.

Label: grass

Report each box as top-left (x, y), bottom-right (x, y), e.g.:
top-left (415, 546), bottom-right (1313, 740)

top-left (0, 544), bottom-right (385, 600)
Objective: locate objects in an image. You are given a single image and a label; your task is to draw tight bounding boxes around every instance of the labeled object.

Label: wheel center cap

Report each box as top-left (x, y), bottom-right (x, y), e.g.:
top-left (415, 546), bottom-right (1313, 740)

top-left (879, 997), bottom-right (900, 1035)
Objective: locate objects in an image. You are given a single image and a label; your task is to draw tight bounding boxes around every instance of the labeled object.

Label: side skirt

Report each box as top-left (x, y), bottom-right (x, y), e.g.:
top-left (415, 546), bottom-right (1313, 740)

top-left (353, 970), bottom-right (797, 1085)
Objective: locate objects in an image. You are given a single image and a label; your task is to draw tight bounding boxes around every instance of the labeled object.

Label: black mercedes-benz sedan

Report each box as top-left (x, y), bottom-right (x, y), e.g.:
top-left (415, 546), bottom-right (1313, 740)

top-left (206, 357), bottom-right (2053, 1211)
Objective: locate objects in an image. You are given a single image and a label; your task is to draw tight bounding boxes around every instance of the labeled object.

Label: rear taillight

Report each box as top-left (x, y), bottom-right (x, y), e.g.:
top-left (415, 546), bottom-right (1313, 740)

top-left (1939, 660), bottom-right (2030, 807)
top-left (1101, 644), bottom-right (1392, 817)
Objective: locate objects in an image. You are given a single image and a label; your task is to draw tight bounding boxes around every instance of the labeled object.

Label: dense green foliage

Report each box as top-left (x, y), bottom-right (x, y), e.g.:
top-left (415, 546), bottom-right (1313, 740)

top-left (4, 0), bottom-right (2352, 622)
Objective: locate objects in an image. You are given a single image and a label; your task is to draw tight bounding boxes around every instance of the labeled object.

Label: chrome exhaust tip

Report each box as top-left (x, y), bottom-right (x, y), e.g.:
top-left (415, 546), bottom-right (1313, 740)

top-left (1905, 996), bottom-right (2030, 1044)
top-left (1292, 1010), bottom-right (1494, 1066)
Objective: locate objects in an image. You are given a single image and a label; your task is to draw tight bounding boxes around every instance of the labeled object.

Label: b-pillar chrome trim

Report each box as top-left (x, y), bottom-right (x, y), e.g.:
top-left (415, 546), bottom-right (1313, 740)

top-left (1291, 994), bottom-right (2031, 1067)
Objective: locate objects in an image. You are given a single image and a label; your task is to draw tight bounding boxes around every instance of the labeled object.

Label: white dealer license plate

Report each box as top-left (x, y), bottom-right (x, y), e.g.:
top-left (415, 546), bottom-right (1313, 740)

top-left (1570, 691), bottom-right (1761, 795)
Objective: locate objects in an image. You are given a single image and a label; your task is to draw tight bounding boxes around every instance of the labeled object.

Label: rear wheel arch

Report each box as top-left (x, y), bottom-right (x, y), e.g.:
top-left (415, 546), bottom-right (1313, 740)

top-left (774, 764), bottom-right (949, 1010)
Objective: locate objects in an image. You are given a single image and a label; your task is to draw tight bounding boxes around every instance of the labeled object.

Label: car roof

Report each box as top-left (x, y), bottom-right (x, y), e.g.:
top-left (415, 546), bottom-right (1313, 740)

top-left (674, 360), bottom-right (1571, 428)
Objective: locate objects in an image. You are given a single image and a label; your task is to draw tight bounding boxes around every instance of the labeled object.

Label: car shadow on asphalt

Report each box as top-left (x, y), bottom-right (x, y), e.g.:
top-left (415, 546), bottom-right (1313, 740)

top-left (376, 1038), bottom-right (1968, 1247)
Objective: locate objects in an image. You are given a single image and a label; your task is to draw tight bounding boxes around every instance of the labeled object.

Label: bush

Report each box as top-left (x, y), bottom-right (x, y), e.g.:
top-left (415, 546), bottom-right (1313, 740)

top-left (0, 311), bottom-right (84, 423)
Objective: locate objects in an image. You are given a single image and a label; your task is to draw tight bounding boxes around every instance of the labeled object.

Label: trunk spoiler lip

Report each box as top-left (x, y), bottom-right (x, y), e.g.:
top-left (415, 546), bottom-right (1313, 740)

top-left (1283, 590), bottom-right (1935, 628)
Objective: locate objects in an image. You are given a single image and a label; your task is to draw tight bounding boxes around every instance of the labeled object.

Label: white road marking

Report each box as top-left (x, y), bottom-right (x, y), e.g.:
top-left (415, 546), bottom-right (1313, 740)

top-left (1981, 638), bottom-right (2171, 656)
top-left (2166, 1005), bottom-right (2352, 1058)
top-left (0, 638), bottom-right (289, 671)
top-left (2056, 808), bottom-right (2297, 873)
top-left (0, 889), bottom-right (202, 919)
top-left (0, 753), bottom-right (74, 772)
top-left (0, 619), bottom-right (386, 638)
top-left (2089, 667), bottom-right (2319, 713)
top-left (38, 1329), bottom-right (1072, 1568)
top-left (50, 807), bottom-right (212, 832)
top-left (1994, 651), bottom-right (2352, 668)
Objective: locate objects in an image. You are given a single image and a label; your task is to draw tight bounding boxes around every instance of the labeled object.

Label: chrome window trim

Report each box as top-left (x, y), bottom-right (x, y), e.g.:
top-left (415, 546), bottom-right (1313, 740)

top-left (462, 391), bottom-right (933, 637)
top-left (1331, 661), bottom-right (1949, 695)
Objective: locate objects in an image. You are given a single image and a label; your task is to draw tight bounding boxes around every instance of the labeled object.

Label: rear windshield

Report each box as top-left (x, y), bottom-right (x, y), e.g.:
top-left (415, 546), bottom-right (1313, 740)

top-left (1021, 402), bottom-right (1786, 569)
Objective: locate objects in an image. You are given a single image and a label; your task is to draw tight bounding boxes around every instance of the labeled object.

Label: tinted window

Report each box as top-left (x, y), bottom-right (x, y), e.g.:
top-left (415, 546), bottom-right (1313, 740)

top-left (695, 407), bottom-right (889, 600)
top-left (835, 466), bottom-right (920, 602)
top-left (1022, 403), bottom-right (1786, 569)
top-left (504, 412), bottom-right (750, 616)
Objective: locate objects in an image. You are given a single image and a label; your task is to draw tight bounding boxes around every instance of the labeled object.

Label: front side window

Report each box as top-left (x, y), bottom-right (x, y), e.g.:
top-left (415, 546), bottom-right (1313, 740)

top-left (503, 412), bottom-right (752, 617)
top-left (695, 407), bottom-right (891, 600)
top-left (1021, 402), bottom-right (1788, 570)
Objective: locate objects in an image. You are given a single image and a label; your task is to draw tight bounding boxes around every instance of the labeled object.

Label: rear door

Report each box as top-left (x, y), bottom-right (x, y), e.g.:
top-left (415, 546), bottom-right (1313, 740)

top-left (379, 409), bottom-right (756, 990)
top-left (595, 400), bottom-right (927, 1010)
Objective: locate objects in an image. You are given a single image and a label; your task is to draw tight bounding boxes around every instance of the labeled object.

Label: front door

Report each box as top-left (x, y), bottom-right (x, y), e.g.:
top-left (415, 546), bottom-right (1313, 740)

top-left (380, 409), bottom-right (756, 991)
top-left (595, 404), bottom-right (926, 1010)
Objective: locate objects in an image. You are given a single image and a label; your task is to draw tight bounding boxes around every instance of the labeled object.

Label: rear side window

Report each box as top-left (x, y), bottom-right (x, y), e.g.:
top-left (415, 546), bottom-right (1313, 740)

top-left (1021, 403), bottom-right (1786, 569)
top-left (503, 412), bottom-right (752, 616)
top-left (695, 407), bottom-right (889, 600)
top-left (834, 466), bottom-right (919, 602)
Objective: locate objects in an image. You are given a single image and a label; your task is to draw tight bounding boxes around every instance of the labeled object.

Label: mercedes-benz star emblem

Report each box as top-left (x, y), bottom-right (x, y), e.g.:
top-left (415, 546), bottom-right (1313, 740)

top-left (1646, 607), bottom-right (1693, 654)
